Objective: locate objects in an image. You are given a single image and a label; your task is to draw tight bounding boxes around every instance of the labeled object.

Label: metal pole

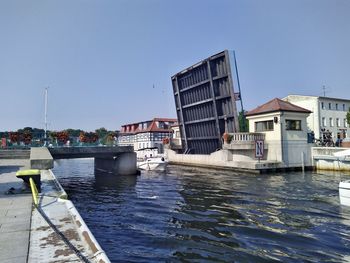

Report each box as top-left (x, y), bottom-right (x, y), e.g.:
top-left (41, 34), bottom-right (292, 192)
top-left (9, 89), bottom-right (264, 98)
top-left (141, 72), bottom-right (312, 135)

top-left (44, 87), bottom-right (48, 146)
top-left (233, 51), bottom-right (245, 131)
top-left (301, 151), bottom-right (305, 173)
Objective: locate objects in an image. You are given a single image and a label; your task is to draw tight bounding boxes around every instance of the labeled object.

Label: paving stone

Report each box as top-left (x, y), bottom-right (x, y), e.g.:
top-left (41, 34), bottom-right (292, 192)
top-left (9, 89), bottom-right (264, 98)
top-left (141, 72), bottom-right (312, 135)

top-left (0, 220), bottom-right (30, 233)
top-left (2, 256), bottom-right (27, 263)
top-left (0, 231), bottom-right (29, 259)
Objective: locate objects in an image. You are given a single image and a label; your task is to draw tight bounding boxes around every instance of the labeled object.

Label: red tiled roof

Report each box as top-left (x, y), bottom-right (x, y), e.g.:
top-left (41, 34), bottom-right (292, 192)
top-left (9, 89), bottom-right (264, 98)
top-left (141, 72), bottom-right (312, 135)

top-left (121, 118), bottom-right (177, 127)
top-left (246, 98), bottom-right (312, 116)
top-left (153, 118), bottom-right (178, 122)
top-left (120, 117), bottom-right (178, 134)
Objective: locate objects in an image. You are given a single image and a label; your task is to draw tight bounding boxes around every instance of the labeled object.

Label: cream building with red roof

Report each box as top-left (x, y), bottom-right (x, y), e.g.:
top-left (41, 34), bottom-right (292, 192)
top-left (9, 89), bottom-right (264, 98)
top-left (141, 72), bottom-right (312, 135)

top-left (246, 98), bottom-right (312, 166)
top-left (118, 118), bottom-right (177, 153)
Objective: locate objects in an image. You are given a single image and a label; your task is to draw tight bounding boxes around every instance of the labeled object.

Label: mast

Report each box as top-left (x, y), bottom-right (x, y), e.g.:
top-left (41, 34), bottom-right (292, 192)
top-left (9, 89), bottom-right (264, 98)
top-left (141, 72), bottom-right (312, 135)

top-left (44, 87), bottom-right (48, 146)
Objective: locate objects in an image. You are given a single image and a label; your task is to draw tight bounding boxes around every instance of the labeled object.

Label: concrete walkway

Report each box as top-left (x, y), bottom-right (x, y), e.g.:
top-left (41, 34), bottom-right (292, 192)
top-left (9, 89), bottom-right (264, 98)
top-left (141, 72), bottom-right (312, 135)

top-left (0, 159), bottom-right (32, 263)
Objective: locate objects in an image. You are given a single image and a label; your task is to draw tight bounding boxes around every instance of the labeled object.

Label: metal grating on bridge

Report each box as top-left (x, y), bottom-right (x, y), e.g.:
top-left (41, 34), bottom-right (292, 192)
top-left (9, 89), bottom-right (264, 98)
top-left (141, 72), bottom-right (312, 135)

top-left (171, 50), bottom-right (241, 154)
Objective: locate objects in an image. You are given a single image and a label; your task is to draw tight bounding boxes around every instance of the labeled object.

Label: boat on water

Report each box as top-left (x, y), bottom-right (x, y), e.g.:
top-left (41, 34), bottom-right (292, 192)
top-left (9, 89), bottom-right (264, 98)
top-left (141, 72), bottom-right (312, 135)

top-left (336, 149), bottom-right (350, 206)
top-left (136, 147), bottom-right (168, 171)
top-left (334, 149), bottom-right (350, 159)
top-left (137, 156), bottom-right (167, 171)
top-left (339, 180), bottom-right (350, 206)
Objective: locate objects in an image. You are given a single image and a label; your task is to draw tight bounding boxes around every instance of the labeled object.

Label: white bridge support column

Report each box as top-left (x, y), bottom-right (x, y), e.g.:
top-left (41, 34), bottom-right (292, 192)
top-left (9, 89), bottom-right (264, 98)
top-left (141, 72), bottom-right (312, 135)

top-left (94, 152), bottom-right (137, 175)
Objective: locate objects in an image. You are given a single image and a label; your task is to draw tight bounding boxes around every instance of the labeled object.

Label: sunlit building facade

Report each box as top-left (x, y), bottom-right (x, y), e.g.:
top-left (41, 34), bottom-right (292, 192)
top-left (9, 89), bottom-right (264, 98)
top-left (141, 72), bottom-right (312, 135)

top-left (118, 118), bottom-right (177, 153)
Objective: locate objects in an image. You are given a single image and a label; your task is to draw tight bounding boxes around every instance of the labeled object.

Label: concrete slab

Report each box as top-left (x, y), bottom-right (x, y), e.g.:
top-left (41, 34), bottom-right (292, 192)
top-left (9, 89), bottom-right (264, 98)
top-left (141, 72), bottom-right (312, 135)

top-left (0, 220), bottom-right (31, 233)
top-left (2, 256), bottom-right (27, 263)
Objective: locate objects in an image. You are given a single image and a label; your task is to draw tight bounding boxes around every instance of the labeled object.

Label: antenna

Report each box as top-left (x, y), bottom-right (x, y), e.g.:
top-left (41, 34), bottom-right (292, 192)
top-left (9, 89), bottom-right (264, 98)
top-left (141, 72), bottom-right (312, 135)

top-left (44, 87), bottom-right (48, 146)
top-left (322, 85), bottom-right (326, 97)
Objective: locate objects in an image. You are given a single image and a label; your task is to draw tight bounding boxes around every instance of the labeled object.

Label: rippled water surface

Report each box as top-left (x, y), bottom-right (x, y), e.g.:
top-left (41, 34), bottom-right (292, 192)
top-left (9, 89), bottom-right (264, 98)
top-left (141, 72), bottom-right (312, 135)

top-left (53, 159), bottom-right (350, 262)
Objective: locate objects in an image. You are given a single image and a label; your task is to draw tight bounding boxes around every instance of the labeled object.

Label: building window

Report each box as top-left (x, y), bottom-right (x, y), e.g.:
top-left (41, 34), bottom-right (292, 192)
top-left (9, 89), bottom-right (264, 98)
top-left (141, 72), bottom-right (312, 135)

top-left (322, 117), bottom-right (326, 127)
top-left (255, 120), bottom-right (274, 132)
top-left (329, 103), bottom-right (332, 110)
top-left (286, 120), bottom-right (301, 130)
top-left (321, 102), bottom-right (325, 109)
top-left (343, 104), bottom-right (346, 111)
top-left (345, 119), bottom-right (348, 128)
top-left (336, 118), bottom-right (340, 127)
top-left (330, 117), bottom-right (334, 127)
top-left (336, 103), bottom-right (338, 110)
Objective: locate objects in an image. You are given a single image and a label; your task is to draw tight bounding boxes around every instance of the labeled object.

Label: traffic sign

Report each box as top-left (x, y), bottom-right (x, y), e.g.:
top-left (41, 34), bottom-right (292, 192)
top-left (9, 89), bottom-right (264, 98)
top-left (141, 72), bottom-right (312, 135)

top-left (255, 140), bottom-right (264, 158)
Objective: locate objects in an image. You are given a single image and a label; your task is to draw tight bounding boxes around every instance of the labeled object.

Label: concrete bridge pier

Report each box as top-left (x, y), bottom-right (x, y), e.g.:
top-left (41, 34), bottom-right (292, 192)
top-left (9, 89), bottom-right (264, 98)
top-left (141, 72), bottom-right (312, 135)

top-left (94, 152), bottom-right (138, 175)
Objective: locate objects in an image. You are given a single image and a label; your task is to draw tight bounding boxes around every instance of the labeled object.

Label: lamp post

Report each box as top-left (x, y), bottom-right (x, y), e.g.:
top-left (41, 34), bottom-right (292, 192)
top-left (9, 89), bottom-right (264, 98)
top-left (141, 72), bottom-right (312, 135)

top-left (44, 87), bottom-right (48, 146)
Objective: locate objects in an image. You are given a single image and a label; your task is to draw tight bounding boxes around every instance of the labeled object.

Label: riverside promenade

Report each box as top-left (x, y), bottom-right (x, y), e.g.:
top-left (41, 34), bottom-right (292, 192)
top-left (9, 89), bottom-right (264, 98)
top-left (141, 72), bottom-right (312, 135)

top-left (0, 157), bottom-right (110, 263)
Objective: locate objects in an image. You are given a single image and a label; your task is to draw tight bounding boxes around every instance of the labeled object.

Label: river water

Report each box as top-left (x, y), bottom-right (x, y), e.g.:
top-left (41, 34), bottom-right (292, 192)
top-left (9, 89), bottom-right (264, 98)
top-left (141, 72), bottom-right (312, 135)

top-left (53, 158), bottom-right (350, 263)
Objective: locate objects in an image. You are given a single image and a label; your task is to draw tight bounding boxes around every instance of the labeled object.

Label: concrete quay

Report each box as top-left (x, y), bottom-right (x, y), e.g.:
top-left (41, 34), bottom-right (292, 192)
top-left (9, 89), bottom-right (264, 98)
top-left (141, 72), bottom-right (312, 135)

top-left (0, 158), bottom-right (110, 263)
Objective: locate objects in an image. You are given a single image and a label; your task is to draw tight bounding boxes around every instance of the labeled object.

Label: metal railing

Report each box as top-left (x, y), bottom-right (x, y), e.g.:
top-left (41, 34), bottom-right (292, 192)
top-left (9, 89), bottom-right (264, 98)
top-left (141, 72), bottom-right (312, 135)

top-left (228, 132), bottom-right (265, 144)
top-left (29, 177), bottom-right (39, 207)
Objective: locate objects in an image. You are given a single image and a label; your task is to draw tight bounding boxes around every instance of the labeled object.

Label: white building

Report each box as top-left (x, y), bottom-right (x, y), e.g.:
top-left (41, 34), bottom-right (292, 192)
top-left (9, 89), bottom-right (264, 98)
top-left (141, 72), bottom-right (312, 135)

top-left (283, 95), bottom-right (350, 140)
top-left (246, 98), bottom-right (312, 167)
top-left (118, 118), bottom-right (177, 153)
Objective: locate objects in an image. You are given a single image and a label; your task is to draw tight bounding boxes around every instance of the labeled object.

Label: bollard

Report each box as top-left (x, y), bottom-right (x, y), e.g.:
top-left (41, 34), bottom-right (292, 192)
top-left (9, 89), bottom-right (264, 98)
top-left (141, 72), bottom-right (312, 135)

top-left (16, 169), bottom-right (41, 193)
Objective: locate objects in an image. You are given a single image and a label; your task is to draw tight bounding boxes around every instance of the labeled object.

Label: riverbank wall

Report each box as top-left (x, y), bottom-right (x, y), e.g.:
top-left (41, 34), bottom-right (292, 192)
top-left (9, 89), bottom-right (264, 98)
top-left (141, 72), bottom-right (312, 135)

top-left (165, 148), bottom-right (314, 173)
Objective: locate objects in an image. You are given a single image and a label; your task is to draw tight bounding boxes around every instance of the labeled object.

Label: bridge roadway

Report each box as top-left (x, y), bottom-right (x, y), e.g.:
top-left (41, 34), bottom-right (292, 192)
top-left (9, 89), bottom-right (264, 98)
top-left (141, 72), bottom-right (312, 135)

top-left (31, 146), bottom-right (138, 176)
top-left (48, 145), bottom-right (134, 159)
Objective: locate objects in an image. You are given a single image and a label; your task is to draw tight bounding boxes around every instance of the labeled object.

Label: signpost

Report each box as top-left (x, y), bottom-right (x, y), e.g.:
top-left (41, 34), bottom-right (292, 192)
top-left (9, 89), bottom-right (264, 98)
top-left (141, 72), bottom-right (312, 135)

top-left (255, 140), bottom-right (264, 162)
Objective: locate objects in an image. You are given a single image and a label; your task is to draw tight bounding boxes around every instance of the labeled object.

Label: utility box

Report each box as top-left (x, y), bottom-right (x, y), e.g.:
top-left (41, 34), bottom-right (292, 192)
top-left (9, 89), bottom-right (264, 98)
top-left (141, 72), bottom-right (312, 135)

top-left (171, 50), bottom-right (242, 154)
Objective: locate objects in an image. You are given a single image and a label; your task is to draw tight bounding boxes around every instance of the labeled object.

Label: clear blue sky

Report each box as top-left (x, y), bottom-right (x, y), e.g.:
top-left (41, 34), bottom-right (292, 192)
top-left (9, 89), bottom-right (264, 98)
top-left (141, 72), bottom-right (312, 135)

top-left (1, 0), bottom-right (349, 131)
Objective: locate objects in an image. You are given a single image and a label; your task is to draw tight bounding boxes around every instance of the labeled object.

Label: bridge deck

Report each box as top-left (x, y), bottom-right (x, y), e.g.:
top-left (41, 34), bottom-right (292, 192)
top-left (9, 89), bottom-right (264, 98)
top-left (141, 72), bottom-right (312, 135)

top-left (49, 146), bottom-right (134, 159)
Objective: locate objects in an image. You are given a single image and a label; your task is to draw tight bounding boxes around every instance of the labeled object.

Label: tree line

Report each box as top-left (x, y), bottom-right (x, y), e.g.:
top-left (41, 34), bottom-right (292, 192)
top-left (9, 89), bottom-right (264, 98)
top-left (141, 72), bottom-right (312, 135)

top-left (0, 127), bottom-right (119, 146)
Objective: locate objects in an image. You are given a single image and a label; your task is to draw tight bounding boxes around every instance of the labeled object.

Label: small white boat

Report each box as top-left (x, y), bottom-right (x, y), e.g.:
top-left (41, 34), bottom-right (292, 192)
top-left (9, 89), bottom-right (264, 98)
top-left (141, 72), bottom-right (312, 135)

top-left (339, 180), bottom-right (350, 206)
top-left (137, 156), bottom-right (167, 171)
top-left (136, 147), bottom-right (168, 171)
top-left (334, 149), bottom-right (350, 159)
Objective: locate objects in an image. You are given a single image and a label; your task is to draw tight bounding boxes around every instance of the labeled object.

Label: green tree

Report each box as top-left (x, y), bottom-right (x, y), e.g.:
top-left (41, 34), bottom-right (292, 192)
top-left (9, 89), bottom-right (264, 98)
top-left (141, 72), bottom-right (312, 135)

top-left (32, 128), bottom-right (45, 139)
top-left (66, 128), bottom-right (84, 137)
top-left (104, 131), bottom-right (116, 145)
top-left (239, 111), bottom-right (249, 132)
top-left (346, 108), bottom-right (350, 126)
top-left (95, 127), bottom-right (108, 140)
